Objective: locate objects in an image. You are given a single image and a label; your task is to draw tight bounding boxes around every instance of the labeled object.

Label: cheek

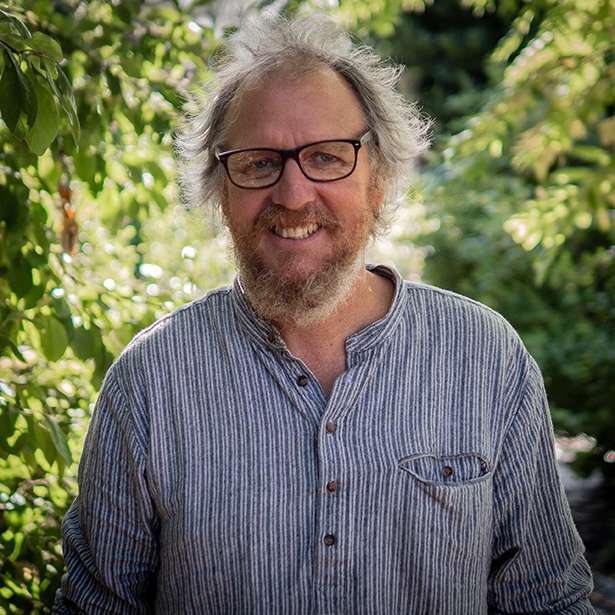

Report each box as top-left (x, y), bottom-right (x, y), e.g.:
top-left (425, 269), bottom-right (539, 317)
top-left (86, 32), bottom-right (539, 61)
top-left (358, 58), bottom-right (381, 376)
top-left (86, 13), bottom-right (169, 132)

top-left (222, 186), bottom-right (269, 237)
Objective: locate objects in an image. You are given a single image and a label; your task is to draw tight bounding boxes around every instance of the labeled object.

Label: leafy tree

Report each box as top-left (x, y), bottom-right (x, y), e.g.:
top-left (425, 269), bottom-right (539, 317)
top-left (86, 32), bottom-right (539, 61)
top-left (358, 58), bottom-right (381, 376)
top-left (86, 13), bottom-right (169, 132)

top-left (411, 0), bottom-right (615, 485)
top-left (0, 1), bottom-right (236, 610)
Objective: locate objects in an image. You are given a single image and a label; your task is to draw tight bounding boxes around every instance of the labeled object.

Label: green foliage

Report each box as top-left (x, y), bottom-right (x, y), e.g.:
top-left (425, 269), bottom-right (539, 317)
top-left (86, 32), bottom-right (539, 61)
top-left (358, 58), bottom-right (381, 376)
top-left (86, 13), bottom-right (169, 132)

top-left (414, 0), bottom-right (615, 483)
top-left (0, 1), bottom-right (235, 611)
top-left (375, 0), bottom-right (515, 132)
top-left (1, 0), bottom-right (614, 609)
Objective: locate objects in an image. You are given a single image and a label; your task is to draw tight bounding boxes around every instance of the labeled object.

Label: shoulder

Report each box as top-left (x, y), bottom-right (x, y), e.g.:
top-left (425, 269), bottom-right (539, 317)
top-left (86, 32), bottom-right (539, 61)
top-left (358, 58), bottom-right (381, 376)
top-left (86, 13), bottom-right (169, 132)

top-left (114, 285), bottom-right (233, 373)
top-left (402, 280), bottom-right (524, 356)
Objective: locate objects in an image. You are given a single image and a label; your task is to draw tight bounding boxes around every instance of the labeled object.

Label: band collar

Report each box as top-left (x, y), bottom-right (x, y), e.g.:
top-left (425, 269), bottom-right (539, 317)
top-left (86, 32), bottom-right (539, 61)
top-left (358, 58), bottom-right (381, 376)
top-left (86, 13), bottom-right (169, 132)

top-left (231, 264), bottom-right (407, 354)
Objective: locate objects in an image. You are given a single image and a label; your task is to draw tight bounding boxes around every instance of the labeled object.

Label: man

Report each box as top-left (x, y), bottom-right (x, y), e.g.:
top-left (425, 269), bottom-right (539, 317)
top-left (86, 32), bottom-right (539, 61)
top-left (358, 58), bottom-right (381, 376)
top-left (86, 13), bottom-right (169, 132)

top-left (54, 13), bottom-right (595, 615)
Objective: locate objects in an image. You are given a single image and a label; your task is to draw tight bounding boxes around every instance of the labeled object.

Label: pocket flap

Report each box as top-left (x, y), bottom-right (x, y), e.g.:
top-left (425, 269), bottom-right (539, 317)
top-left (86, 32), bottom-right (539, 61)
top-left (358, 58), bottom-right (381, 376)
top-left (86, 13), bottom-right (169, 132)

top-left (399, 452), bottom-right (491, 486)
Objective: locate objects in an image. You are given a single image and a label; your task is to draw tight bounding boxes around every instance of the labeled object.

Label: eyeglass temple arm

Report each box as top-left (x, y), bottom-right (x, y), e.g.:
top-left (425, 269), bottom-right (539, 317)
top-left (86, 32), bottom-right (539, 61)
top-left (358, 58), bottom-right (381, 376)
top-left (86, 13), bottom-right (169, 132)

top-left (360, 131), bottom-right (373, 146)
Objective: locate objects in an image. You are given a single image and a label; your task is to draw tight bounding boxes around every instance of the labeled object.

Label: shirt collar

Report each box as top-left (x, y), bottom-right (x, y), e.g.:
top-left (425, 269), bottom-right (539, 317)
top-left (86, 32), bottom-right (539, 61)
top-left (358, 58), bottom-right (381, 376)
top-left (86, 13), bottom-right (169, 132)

top-left (231, 264), bottom-right (407, 354)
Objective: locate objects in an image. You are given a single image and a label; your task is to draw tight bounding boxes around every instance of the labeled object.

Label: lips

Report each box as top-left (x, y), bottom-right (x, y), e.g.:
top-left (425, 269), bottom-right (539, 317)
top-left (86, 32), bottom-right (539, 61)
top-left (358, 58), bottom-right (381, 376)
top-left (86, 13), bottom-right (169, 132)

top-left (270, 223), bottom-right (322, 239)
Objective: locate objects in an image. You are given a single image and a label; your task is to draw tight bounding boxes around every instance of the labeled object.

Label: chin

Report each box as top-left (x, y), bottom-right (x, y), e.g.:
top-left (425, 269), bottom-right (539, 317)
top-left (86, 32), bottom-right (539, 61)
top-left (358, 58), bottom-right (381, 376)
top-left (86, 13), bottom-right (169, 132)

top-left (262, 254), bottom-right (326, 282)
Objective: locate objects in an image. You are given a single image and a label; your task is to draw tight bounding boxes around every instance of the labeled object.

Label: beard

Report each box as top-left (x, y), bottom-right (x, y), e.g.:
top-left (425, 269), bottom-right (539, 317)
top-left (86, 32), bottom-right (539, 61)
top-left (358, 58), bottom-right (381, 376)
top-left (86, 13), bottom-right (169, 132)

top-left (227, 201), bottom-right (378, 328)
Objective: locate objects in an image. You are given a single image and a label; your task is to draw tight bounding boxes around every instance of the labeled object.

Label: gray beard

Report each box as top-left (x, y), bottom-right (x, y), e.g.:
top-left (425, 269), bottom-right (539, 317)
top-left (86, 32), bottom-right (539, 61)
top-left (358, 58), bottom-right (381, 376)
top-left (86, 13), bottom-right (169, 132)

top-left (235, 244), bottom-right (364, 328)
top-left (224, 199), bottom-right (378, 328)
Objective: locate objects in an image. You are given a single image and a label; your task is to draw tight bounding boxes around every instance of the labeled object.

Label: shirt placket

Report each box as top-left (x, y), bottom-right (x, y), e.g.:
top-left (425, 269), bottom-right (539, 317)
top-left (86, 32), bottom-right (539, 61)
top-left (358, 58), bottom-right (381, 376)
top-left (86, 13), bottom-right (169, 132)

top-left (311, 351), bottom-right (383, 615)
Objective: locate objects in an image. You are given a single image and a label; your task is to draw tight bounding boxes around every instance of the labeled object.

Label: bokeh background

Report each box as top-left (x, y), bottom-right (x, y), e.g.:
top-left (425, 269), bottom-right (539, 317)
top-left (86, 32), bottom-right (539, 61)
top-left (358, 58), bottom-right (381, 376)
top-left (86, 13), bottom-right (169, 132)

top-left (0, 0), bottom-right (614, 612)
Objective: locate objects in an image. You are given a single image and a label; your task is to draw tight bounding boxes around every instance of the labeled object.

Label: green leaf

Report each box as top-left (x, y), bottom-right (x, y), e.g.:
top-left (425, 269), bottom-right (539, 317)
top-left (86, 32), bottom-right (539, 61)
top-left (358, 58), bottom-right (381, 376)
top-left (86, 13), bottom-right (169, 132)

top-left (0, 22), bottom-right (17, 37)
top-left (57, 66), bottom-right (80, 145)
top-left (74, 147), bottom-right (97, 182)
top-left (33, 421), bottom-right (56, 466)
top-left (0, 405), bottom-right (18, 446)
top-left (22, 283), bottom-right (46, 310)
top-left (43, 416), bottom-right (72, 466)
top-left (25, 77), bottom-right (58, 155)
top-left (7, 255), bottom-right (33, 298)
top-left (0, 185), bottom-right (27, 230)
top-left (39, 315), bottom-right (69, 362)
top-left (0, 32), bottom-right (28, 51)
top-left (569, 145), bottom-right (611, 167)
top-left (0, 10), bottom-right (31, 38)
top-left (6, 339), bottom-right (27, 362)
top-left (51, 296), bottom-right (71, 321)
top-left (71, 326), bottom-right (97, 360)
top-left (21, 69), bottom-right (37, 126)
top-left (0, 51), bottom-right (22, 131)
top-left (27, 32), bottom-right (63, 62)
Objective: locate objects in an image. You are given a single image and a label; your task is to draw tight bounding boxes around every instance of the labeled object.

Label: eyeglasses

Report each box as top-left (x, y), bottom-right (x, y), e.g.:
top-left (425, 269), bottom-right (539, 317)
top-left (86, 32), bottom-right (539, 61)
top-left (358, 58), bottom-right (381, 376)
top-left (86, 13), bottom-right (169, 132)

top-left (215, 131), bottom-right (372, 189)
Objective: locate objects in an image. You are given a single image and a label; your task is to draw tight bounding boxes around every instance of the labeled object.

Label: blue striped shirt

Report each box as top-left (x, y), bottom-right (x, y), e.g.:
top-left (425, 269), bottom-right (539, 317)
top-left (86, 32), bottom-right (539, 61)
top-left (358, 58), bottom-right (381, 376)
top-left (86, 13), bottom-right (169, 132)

top-left (54, 265), bottom-right (594, 614)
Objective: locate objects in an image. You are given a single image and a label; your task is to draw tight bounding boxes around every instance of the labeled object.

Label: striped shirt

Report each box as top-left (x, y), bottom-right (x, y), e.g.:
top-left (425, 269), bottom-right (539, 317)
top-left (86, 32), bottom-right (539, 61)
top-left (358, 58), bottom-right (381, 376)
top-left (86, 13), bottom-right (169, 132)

top-left (54, 265), bottom-right (595, 614)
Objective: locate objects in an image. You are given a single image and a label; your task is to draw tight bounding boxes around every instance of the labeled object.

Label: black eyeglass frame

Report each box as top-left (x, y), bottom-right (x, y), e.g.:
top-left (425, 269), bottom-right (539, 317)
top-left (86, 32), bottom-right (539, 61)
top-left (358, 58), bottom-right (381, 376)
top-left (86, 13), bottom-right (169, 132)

top-left (215, 131), bottom-right (373, 189)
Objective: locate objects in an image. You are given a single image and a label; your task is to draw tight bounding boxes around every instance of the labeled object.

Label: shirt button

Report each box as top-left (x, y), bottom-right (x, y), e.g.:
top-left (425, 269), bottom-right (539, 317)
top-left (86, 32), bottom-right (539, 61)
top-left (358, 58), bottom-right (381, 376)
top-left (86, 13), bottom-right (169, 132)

top-left (326, 480), bottom-right (338, 493)
top-left (323, 534), bottom-right (335, 546)
top-left (442, 465), bottom-right (454, 478)
top-left (325, 422), bottom-right (336, 434)
top-left (297, 374), bottom-right (309, 387)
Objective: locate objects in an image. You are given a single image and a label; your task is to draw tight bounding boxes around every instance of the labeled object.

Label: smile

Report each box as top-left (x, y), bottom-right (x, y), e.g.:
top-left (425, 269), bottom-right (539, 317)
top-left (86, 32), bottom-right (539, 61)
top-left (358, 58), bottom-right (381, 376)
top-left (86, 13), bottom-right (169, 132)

top-left (270, 223), bottom-right (321, 239)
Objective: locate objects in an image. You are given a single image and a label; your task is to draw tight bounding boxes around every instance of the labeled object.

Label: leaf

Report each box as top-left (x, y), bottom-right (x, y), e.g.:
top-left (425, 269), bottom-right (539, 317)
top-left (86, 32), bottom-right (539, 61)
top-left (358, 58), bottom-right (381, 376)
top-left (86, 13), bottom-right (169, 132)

top-left (25, 77), bottom-right (59, 155)
top-left (0, 185), bottom-right (26, 230)
top-left (33, 421), bottom-right (56, 466)
top-left (71, 326), bottom-right (97, 360)
top-left (0, 32), bottom-right (28, 51)
top-left (22, 283), bottom-right (46, 310)
top-left (569, 145), bottom-right (611, 167)
top-left (0, 405), bottom-right (18, 445)
top-left (6, 339), bottom-right (27, 363)
top-left (51, 296), bottom-right (71, 321)
top-left (56, 66), bottom-right (80, 145)
top-left (43, 416), bottom-right (72, 466)
top-left (27, 32), bottom-right (63, 63)
top-left (7, 255), bottom-right (33, 298)
top-left (21, 69), bottom-right (37, 126)
top-left (0, 51), bottom-right (22, 131)
top-left (0, 10), bottom-right (31, 38)
top-left (39, 315), bottom-right (69, 362)
top-left (0, 22), bottom-right (17, 37)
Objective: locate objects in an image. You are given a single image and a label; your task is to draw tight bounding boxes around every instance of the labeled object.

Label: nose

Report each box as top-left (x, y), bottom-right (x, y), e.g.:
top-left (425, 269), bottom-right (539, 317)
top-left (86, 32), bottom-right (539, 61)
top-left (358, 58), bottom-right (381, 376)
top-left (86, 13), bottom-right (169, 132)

top-left (270, 158), bottom-right (316, 210)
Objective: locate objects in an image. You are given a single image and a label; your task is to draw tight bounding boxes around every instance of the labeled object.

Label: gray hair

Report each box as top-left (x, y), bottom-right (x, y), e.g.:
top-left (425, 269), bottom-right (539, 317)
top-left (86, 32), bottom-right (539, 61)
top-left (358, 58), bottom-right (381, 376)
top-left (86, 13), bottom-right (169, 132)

top-left (175, 13), bottom-right (431, 221)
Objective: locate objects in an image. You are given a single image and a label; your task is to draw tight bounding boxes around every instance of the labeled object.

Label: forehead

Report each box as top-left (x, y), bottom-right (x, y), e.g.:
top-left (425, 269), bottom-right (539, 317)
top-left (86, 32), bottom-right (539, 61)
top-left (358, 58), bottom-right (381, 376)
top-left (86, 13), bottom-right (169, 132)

top-left (223, 67), bottom-right (367, 148)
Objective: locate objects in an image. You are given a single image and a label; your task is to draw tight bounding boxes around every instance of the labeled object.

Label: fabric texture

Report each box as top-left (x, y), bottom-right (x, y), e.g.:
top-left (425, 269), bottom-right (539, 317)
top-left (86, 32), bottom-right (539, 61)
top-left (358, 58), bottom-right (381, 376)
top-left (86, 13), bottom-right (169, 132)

top-left (53, 265), bottom-right (595, 614)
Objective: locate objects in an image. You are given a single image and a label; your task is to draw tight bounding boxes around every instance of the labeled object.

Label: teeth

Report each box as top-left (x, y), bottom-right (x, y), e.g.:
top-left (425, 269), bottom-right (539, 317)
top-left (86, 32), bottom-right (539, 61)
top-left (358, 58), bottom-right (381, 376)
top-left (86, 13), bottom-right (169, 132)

top-left (273, 223), bottom-right (320, 239)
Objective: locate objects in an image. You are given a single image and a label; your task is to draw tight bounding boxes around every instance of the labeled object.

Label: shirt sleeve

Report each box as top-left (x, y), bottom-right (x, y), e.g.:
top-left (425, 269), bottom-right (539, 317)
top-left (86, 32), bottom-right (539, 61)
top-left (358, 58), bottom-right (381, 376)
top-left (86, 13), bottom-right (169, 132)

top-left (53, 363), bottom-right (158, 614)
top-left (488, 348), bottom-right (595, 614)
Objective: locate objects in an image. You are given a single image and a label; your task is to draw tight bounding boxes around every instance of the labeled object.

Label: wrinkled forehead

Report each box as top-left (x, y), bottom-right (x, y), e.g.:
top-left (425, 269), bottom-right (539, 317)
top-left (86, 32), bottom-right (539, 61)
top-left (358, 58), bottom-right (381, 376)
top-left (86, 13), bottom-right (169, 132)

top-left (221, 63), bottom-right (367, 144)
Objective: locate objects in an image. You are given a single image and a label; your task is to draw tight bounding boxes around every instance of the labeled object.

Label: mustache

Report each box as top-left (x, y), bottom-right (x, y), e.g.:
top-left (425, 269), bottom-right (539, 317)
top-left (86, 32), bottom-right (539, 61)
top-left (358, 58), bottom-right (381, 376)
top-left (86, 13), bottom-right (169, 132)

top-left (254, 203), bottom-right (339, 231)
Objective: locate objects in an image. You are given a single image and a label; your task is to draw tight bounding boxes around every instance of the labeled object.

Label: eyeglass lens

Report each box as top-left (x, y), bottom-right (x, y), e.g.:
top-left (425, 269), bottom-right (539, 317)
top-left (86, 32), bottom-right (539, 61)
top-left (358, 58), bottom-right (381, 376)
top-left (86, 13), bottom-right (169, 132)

top-left (226, 141), bottom-right (357, 188)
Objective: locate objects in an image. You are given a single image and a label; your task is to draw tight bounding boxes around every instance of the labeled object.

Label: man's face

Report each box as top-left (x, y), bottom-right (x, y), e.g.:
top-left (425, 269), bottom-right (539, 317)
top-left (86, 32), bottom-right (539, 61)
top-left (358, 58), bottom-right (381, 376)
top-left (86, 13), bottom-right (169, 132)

top-left (220, 68), bottom-right (383, 325)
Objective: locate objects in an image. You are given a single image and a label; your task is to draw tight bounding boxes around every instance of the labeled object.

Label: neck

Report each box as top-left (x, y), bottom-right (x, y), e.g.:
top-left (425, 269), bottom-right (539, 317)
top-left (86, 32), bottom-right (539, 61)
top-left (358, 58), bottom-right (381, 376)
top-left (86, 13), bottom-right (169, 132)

top-left (273, 266), bottom-right (395, 394)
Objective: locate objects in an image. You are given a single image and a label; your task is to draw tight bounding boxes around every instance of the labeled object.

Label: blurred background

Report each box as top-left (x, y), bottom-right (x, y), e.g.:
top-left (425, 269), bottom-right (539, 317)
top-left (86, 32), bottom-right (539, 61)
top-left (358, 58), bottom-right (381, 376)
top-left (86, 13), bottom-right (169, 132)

top-left (0, 0), bottom-right (613, 612)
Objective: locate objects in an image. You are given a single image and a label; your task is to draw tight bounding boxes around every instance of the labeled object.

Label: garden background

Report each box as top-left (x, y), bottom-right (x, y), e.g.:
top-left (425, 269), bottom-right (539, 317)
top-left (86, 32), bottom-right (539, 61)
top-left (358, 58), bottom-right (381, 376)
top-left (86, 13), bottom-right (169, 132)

top-left (0, 0), bottom-right (614, 612)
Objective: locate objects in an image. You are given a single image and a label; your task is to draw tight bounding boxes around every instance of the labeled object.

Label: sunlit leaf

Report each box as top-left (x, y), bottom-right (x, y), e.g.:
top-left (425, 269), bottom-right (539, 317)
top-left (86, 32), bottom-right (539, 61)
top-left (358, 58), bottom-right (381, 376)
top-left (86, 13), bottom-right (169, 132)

top-left (27, 32), bottom-right (63, 63)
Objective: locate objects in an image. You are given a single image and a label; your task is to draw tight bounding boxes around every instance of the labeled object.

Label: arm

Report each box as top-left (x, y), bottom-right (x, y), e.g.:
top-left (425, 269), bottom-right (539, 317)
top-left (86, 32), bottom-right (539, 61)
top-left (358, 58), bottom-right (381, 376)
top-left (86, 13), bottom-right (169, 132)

top-left (488, 349), bottom-right (595, 614)
top-left (53, 363), bottom-right (158, 614)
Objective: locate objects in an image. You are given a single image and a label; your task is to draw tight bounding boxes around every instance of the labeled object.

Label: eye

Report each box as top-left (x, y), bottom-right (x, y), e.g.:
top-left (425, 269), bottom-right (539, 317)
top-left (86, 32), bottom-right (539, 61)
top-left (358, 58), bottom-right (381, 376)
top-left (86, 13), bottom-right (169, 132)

top-left (250, 157), bottom-right (277, 170)
top-left (229, 151), bottom-right (281, 177)
top-left (306, 150), bottom-right (344, 167)
top-left (312, 152), bottom-right (339, 164)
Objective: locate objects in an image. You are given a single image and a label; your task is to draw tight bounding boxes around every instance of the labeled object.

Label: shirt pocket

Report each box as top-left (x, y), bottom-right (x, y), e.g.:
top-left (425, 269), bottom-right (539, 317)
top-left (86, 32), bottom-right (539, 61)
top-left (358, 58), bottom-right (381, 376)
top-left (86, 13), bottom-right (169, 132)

top-left (397, 452), bottom-right (494, 564)
top-left (398, 452), bottom-right (492, 487)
